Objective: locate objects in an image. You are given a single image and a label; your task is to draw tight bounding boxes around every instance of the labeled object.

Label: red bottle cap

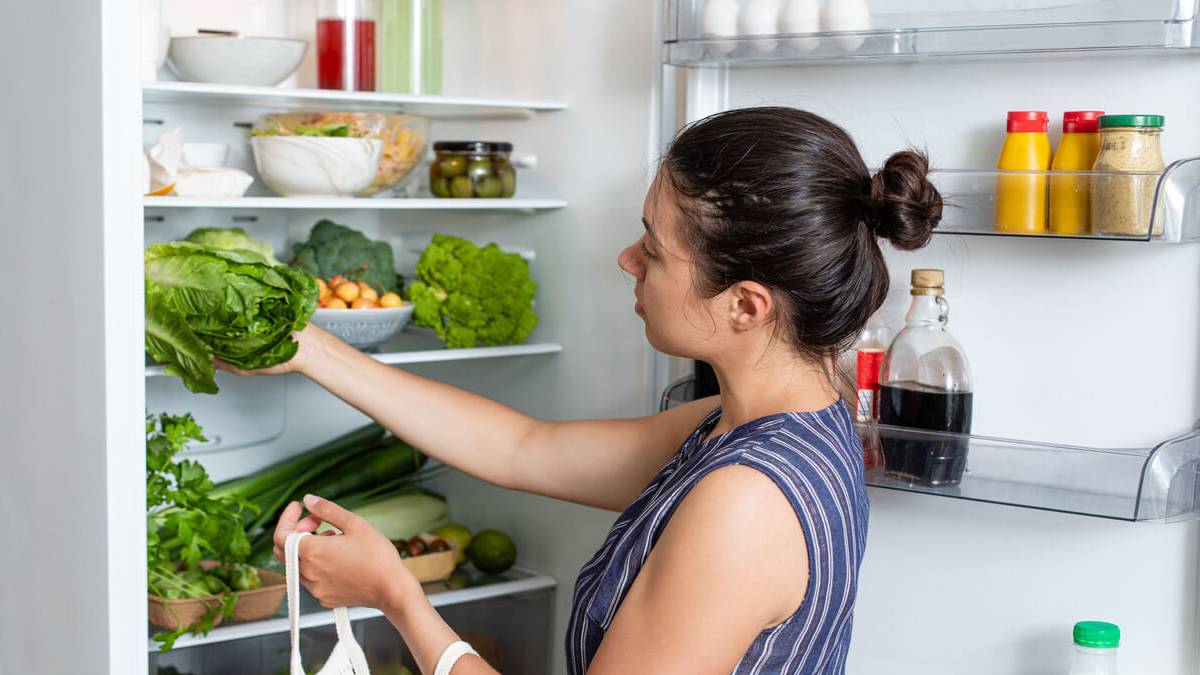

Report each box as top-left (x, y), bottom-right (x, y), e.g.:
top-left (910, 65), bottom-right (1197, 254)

top-left (1006, 111), bottom-right (1049, 133)
top-left (1063, 111), bottom-right (1104, 134)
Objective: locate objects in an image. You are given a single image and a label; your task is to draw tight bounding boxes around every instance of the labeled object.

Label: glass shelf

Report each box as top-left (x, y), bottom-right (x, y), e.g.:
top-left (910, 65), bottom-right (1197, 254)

top-left (143, 81), bottom-right (566, 119)
top-left (664, 0), bottom-right (1200, 66)
top-left (144, 196), bottom-right (567, 212)
top-left (927, 158), bottom-right (1200, 242)
top-left (659, 376), bottom-right (1200, 522)
top-left (145, 330), bottom-right (562, 378)
top-left (863, 424), bottom-right (1200, 522)
top-left (152, 568), bottom-right (556, 651)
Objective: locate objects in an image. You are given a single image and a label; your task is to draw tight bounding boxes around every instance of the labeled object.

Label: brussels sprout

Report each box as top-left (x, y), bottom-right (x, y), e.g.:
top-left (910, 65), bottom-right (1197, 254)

top-left (450, 176), bottom-right (475, 198)
top-left (203, 575), bottom-right (227, 595)
top-left (430, 176), bottom-right (450, 198)
top-left (475, 175), bottom-right (502, 198)
top-left (439, 155), bottom-right (468, 178)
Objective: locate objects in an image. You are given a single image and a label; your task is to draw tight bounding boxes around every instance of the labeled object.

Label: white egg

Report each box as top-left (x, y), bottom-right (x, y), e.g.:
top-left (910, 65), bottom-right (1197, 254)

top-left (740, 0), bottom-right (781, 53)
top-left (701, 0), bottom-right (741, 54)
top-left (781, 0), bottom-right (822, 52)
top-left (702, 0), bottom-right (740, 36)
top-left (824, 0), bottom-right (871, 51)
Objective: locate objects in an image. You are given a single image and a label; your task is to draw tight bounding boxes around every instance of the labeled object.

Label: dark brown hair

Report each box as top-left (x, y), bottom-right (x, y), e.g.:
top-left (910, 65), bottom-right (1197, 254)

top-left (660, 107), bottom-right (942, 362)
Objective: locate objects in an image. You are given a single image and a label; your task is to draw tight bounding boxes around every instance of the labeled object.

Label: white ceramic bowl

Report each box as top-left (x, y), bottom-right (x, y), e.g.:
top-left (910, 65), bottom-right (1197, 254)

top-left (167, 36), bottom-right (306, 86)
top-left (311, 305), bottom-right (413, 351)
top-left (251, 136), bottom-right (384, 198)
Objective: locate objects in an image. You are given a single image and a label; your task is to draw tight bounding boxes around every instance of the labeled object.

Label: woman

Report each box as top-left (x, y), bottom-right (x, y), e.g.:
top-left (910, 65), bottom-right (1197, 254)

top-left (230, 107), bottom-right (941, 674)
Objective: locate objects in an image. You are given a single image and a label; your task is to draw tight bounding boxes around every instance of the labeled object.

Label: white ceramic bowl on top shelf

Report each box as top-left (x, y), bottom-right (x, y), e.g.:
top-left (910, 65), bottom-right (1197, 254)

top-left (310, 305), bottom-right (414, 351)
top-left (167, 36), bottom-right (307, 87)
top-left (251, 136), bottom-right (384, 198)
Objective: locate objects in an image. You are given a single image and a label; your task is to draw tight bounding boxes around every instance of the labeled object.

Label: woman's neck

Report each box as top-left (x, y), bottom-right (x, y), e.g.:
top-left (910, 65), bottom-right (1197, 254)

top-left (708, 349), bottom-right (839, 435)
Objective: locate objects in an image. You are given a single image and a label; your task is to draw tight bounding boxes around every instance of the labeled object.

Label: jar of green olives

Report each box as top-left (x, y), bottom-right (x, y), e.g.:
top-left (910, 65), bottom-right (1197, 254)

top-left (430, 141), bottom-right (516, 198)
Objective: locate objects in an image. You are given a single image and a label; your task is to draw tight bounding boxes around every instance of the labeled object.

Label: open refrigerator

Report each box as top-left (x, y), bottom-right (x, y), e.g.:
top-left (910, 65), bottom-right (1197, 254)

top-left (8, 0), bottom-right (1200, 674)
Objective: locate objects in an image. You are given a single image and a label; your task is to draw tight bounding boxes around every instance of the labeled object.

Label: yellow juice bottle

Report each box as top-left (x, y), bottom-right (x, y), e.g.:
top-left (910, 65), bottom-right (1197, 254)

top-left (1049, 111), bottom-right (1104, 235)
top-left (995, 111), bottom-right (1052, 234)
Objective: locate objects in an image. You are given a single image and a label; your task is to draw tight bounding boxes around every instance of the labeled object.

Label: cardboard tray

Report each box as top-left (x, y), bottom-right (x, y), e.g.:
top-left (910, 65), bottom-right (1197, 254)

top-left (148, 563), bottom-right (286, 629)
top-left (394, 533), bottom-right (456, 583)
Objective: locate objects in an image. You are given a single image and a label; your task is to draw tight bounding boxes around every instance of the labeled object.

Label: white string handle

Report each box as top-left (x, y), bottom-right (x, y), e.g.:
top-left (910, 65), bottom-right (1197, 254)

top-left (286, 532), bottom-right (310, 675)
top-left (286, 531), bottom-right (372, 675)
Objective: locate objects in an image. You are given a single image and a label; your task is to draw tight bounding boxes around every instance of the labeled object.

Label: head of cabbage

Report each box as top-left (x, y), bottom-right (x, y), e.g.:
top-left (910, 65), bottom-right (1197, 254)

top-left (145, 242), bottom-right (316, 394)
top-left (184, 227), bottom-right (281, 265)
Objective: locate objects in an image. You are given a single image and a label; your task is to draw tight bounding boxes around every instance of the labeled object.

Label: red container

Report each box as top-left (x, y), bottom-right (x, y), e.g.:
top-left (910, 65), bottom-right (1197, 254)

top-left (317, 1), bottom-right (377, 91)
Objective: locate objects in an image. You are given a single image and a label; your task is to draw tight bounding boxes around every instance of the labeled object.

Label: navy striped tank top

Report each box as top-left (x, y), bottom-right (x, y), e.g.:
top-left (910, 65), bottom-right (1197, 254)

top-left (565, 401), bottom-right (869, 674)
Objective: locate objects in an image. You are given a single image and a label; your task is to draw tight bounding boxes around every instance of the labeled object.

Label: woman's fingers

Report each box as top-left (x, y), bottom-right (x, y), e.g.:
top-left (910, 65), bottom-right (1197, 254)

top-left (302, 494), bottom-right (362, 534)
top-left (273, 501), bottom-right (304, 551)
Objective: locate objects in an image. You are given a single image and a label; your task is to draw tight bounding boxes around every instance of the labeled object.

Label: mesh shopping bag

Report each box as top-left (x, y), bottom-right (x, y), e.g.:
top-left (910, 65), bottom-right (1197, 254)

top-left (286, 532), bottom-right (371, 675)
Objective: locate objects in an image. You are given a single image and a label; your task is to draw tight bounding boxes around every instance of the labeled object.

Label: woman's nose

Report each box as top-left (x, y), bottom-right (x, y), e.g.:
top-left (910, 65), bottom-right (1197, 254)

top-left (618, 244), bottom-right (643, 279)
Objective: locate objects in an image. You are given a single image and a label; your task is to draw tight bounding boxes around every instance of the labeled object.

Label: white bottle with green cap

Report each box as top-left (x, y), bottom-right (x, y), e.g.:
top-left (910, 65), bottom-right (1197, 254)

top-left (1069, 621), bottom-right (1120, 675)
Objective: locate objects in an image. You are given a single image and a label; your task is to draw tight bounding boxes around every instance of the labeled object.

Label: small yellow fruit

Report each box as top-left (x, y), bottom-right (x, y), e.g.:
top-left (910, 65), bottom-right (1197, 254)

top-left (329, 274), bottom-right (348, 288)
top-left (360, 286), bottom-right (379, 302)
top-left (335, 282), bottom-right (360, 303)
top-left (317, 278), bottom-right (331, 302)
top-left (351, 297), bottom-right (379, 309)
top-left (380, 292), bottom-right (403, 308)
top-left (325, 297), bottom-right (348, 309)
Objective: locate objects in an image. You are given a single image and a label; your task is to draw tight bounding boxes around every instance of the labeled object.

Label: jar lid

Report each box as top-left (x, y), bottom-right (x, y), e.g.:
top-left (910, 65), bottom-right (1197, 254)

top-left (1073, 621), bottom-right (1120, 649)
top-left (1099, 114), bottom-right (1164, 129)
top-left (1063, 111), bottom-right (1104, 134)
top-left (910, 269), bottom-right (944, 295)
top-left (1006, 111), bottom-right (1048, 133)
top-left (433, 141), bottom-right (514, 153)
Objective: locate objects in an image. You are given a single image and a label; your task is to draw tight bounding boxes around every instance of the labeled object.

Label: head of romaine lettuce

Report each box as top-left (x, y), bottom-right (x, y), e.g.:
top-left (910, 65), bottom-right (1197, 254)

top-left (145, 242), bottom-right (316, 394)
top-left (184, 227), bottom-right (280, 265)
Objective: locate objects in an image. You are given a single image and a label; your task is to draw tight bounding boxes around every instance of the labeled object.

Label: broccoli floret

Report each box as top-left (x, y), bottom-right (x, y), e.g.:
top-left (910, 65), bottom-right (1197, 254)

top-left (406, 235), bottom-right (538, 349)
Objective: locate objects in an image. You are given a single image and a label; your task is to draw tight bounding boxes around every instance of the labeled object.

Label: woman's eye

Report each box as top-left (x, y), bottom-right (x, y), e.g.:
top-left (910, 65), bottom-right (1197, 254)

top-left (640, 242), bottom-right (656, 259)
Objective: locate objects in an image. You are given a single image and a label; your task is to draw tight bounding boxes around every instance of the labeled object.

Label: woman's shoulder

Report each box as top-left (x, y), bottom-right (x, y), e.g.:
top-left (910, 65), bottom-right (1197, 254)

top-left (704, 402), bottom-right (862, 477)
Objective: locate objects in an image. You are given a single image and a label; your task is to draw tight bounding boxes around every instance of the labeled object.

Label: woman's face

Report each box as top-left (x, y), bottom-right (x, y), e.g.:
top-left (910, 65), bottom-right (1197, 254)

top-left (618, 177), bottom-right (725, 360)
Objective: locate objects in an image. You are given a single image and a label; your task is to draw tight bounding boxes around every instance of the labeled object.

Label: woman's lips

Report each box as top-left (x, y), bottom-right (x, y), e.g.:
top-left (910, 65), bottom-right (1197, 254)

top-left (634, 302), bottom-right (644, 316)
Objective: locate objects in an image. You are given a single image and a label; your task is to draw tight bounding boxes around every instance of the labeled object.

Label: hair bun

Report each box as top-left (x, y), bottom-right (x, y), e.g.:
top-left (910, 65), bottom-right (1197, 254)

top-left (867, 150), bottom-right (942, 250)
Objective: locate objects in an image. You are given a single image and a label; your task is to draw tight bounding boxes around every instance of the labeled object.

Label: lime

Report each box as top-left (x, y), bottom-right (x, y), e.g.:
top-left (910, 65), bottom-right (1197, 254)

top-left (466, 529), bottom-right (516, 574)
top-left (433, 524), bottom-right (473, 566)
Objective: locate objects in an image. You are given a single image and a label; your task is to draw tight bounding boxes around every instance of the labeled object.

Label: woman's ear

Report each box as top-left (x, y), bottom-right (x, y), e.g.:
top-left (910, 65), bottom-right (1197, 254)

top-left (727, 281), bottom-right (774, 332)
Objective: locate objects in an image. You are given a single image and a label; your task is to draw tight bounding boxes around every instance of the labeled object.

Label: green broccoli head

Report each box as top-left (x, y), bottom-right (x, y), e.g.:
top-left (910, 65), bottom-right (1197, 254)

top-left (406, 235), bottom-right (538, 349)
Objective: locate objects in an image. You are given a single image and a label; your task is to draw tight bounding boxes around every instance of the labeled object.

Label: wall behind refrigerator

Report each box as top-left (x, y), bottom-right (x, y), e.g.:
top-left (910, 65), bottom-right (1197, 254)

top-left (152, 2), bottom-right (660, 674)
top-left (718, 54), bottom-right (1200, 673)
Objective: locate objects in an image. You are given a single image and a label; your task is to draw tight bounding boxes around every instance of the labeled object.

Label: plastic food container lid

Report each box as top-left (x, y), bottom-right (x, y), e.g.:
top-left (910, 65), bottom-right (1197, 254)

top-left (1006, 111), bottom-right (1048, 133)
top-left (433, 141), bottom-right (514, 153)
top-left (1063, 111), bottom-right (1104, 134)
top-left (1073, 621), bottom-right (1120, 649)
top-left (1099, 114), bottom-right (1165, 129)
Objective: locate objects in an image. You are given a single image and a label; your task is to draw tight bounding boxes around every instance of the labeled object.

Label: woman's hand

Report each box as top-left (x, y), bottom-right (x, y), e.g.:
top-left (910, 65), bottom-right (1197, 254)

top-left (273, 494), bottom-right (420, 613)
top-left (216, 323), bottom-right (330, 377)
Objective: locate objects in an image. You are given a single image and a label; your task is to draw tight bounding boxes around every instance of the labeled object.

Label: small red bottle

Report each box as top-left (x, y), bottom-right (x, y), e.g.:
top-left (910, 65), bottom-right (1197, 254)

top-left (317, 0), bottom-right (377, 91)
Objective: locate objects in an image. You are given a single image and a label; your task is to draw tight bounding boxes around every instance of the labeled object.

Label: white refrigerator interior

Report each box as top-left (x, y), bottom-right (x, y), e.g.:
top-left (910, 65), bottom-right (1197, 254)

top-left (4, 0), bottom-right (1200, 673)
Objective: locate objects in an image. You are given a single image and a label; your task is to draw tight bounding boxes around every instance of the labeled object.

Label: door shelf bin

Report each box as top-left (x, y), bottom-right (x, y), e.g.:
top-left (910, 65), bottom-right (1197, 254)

top-left (664, 0), bottom-right (1200, 66)
top-left (863, 424), bottom-right (1200, 522)
top-left (928, 158), bottom-right (1200, 242)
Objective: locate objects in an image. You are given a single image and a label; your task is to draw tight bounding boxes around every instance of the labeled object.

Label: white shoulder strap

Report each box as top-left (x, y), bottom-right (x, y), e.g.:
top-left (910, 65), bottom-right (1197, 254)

top-left (286, 532), bottom-right (372, 675)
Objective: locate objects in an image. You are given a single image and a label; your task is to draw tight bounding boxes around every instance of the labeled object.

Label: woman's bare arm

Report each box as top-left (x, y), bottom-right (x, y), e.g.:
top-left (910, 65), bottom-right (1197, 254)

top-left (586, 465), bottom-right (810, 673)
top-left (232, 324), bottom-right (718, 511)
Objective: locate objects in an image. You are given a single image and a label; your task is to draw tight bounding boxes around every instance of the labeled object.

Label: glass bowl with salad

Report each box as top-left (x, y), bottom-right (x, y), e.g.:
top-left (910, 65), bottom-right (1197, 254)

top-left (255, 113), bottom-right (429, 196)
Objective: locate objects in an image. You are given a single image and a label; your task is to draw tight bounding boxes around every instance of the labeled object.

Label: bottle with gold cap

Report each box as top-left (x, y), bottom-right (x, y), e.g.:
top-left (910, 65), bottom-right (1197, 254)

top-left (878, 269), bottom-right (974, 487)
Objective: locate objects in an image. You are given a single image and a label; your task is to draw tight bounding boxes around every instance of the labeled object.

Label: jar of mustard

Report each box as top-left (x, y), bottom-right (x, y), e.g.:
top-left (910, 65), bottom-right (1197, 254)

top-left (1091, 114), bottom-right (1165, 237)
